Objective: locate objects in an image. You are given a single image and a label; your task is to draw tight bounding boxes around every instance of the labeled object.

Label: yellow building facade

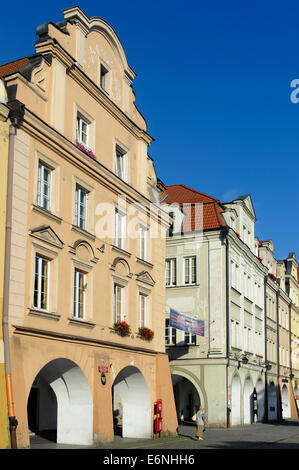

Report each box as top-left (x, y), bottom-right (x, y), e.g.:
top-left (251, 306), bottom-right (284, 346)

top-left (0, 7), bottom-right (177, 447)
top-left (0, 87), bottom-right (11, 448)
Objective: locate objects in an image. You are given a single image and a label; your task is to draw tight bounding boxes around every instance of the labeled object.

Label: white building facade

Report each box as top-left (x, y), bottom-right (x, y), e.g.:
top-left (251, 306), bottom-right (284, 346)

top-left (163, 186), bottom-right (268, 427)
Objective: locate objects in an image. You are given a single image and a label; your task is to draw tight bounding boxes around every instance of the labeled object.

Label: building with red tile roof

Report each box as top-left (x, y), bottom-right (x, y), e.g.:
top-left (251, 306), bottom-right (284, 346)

top-left (163, 182), bottom-right (270, 429)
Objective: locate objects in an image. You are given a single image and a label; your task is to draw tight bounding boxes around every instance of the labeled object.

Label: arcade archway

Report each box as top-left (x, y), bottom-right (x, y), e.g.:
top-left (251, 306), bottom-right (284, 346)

top-left (112, 366), bottom-right (151, 438)
top-left (281, 384), bottom-right (291, 419)
top-left (27, 358), bottom-right (93, 445)
top-left (231, 374), bottom-right (241, 426)
top-left (244, 376), bottom-right (254, 424)
top-left (171, 374), bottom-right (201, 422)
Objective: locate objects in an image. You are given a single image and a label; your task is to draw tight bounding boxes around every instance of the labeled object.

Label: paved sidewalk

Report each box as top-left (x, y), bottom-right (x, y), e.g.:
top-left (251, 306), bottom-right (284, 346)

top-left (29, 420), bottom-right (299, 450)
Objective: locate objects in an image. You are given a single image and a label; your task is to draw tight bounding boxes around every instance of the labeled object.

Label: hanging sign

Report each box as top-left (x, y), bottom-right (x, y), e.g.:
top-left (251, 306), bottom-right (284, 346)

top-left (169, 308), bottom-right (205, 336)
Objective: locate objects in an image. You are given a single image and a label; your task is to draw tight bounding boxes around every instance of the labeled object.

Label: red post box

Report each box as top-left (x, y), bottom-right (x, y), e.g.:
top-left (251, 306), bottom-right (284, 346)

top-left (154, 416), bottom-right (163, 433)
top-left (155, 399), bottom-right (162, 414)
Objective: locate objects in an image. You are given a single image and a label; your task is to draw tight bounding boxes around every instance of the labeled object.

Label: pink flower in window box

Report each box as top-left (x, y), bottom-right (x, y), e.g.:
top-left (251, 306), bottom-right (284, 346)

top-left (76, 142), bottom-right (96, 159)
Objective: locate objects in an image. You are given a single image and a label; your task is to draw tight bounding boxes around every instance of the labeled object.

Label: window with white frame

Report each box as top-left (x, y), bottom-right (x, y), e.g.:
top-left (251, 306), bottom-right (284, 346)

top-left (115, 146), bottom-right (126, 180)
top-left (165, 318), bottom-right (176, 345)
top-left (34, 255), bottom-right (50, 311)
top-left (76, 112), bottom-right (89, 146)
top-left (166, 258), bottom-right (176, 286)
top-left (184, 256), bottom-right (196, 285)
top-left (114, 284), bottom-right (123, 323)
top-left (231, 261), bottom-right (240, 291)
top-left (75, 185), bottom-right (88, 230)
top-left (139, 293), bottom-right (147, 328)
top-left (115, 209), bottom-right (125, 249)
top-left (184, 330), bottom-right (196, 345)
top-left (73, 269), bottom-right (86, 319)
top-left (37, 161), bottom-right (52, 211)
top-left (139, 225), bottom-right (147, 260)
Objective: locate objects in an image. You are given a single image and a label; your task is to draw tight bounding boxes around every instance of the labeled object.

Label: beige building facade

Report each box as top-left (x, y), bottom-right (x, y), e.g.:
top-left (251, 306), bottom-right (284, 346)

top-left (258, 242), bottom-right (298, 421)
top-left (0, 82), bottom-right (11, 448)
top-left (0, 6), bottom-right (177, 447)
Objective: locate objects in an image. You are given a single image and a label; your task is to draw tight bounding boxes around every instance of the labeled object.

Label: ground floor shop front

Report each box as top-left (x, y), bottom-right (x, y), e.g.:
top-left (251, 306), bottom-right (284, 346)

top-left (9, 325), bottom-right (177, 448)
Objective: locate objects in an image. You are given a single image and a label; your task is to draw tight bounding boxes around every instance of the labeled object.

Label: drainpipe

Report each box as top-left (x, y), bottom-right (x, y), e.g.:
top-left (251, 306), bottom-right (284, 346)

top-left (2, 100), bottom-right (24, 449)
top-left (223, 226), bottom-right (230, 428)
top-left (276, 290), bottom-right (282, 422)
top-left (263, 275), bottom-right (268, 423)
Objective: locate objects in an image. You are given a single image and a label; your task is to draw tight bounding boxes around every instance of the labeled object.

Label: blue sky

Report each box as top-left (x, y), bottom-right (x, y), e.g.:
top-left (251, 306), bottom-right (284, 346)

top-left (1, 0), bottom-right (299, 260)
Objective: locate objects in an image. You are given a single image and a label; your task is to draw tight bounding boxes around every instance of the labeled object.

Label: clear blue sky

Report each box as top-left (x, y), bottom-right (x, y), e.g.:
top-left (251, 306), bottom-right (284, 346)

top-left (1, 0), bottom-right (299, 260)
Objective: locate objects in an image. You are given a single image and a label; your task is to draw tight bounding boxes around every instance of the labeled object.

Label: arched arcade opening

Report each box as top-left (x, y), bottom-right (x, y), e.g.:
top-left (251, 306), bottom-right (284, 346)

top-left (171, 374), bottom-right (201, 422)
top-left (112, 366), bottom-right (151, 438)
top-left (243, 376), bottom-right (254, 425)
top-left (231, 374), bottom-right (241, 426)
top-left (27, 358), bottom-right (93, 446)
top-left (281, 384), bottom-right (291, 419)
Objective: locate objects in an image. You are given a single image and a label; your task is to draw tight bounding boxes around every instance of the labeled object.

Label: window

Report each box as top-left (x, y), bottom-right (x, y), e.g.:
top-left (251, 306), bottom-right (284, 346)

top-left (115, 147), bottom-right (126, 180)
top-left (166, 258), bottom-right (176, 286)
top-left (76, 112), bottom-right (89, 146)
top-left (139, 294), bottom-right (147, 328)
top-left (230, 216), bottom-right (235, 231)
top-left (75, 185), bottom-right (88, 230)
top-left (167, 211), bottom-right (175, 237)
top-left (100, 63), bottom-right (109, 91)
top-left (34, 255), bottom-right (49, 310)
top-left (165, 319), bottom-right (176, 345)
top-left (73, 269), bottom-right (86, 319)
top-left (37, 161), bottom-right (52, 211)
top-left (139, 226), bottom-right (147, 260)
top-left (115, 209), bottom-right (125, 249)
top-left (184, 257), bottom-right (196, 285)
top-left (184, 330), bottom-right (196, 345)
top-left (114, 284), bottom-right (123, 323)
top-left (243, 225), bottom-right (247, 243)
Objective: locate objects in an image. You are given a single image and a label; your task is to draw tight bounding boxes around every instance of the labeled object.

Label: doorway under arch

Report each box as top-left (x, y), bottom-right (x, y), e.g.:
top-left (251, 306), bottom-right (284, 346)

top-left (231, 374), bottom-right (241, 426)
top-left (112, 366), bottom-right (151, 438)
top-left (244, 376), bottom-right (254, 424)
top-left (27, 358), bottom-right (93, 445)
top-left (171, 374), bottom-right (201, 422)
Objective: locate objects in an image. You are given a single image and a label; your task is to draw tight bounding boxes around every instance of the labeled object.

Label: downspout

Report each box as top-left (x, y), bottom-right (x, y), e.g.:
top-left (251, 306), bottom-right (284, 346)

top-left (2, 100), bottom-right (24, 449)
top-left (276, 290), bottom-right (282, 422)
top-left (224, 226), bottom-right (230, 428)
top-left (263, 275), bottom-right (268, 423)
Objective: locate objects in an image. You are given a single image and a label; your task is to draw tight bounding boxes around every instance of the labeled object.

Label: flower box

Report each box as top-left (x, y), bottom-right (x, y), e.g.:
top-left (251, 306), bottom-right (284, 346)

top-left (138, 326), bottom-right (154, 341)
top-left (113, 321), bottom-right (131, 337)
top-left (75, 142), bottom-right (96, 159)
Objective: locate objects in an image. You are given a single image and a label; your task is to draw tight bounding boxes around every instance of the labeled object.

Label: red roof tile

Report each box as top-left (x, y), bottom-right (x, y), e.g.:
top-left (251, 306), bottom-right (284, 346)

top-left (161, 184), bottom-right (226, 233)
top-left (0, 57), bottom-right (29, 78)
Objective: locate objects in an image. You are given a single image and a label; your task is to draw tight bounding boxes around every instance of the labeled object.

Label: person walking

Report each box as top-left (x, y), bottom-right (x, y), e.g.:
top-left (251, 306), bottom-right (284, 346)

top-left (196, 406), bottom-right (208, 440)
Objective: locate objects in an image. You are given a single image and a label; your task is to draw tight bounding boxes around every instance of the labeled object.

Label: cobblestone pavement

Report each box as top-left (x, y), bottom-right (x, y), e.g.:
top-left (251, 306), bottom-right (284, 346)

top-left (28, 420), bottom-right (299, 450)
